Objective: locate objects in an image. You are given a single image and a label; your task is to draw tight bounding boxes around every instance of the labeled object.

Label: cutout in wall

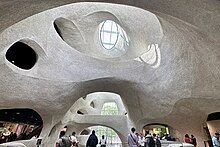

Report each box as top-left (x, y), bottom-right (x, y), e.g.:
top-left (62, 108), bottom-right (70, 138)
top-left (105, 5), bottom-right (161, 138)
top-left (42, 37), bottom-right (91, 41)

top-left (101, 102), bottom-right (119, 115)
top-left (143, 123), bottom-right (172, 140)
top-left (77, 110), bottom-right (84, 115)
top-left (53, 17), bottom-right (84, 50)
top-left (77, 109), bottom-right (88, 115)
top-left (90, 101), bottom-right (95, 108)
top-left (0, 108), bottom-right (43, 141)
top-left (80, 129), bottom-right (90, 135)
top-left (207, 112), bottom-right (220, 121)
top-left (53, 22), bottom-right (63, 39)
top-left (88, 126), bottom-right (121, 144)
top-left (6, 42), bottom-right (37, 70)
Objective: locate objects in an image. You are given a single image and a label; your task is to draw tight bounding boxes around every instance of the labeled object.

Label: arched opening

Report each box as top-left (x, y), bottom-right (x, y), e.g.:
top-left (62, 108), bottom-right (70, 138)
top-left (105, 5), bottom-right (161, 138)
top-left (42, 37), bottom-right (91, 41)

top-left (80, 129), bottom-right (90, 135)
top-left (206, 112), bottom-right (220, 139)
top-left (76, 91), bottom-right (126, 115)
top-left (57, 91), bottom-right (127, 146)
top-left (0, 108), bottom-right (43, 144)
top-left (143, 123), bottom-right (174, 141)
top-left (85, 126), bottom-right (121, 146)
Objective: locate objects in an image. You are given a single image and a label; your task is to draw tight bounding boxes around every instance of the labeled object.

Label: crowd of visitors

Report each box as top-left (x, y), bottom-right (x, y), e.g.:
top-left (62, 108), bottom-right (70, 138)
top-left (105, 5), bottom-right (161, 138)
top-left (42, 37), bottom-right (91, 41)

top-left (128, 127), bottom-right (161, 147)
top-left (128, 127), bottom-right (197, 147)
top-left (56, 130), bottom-right (79, 147)
top-left (0, 132), bottom-right (20, 144)
top-left (56, 129), bottom-right (107, 147)
top-left (184, 134), bottom-right (197, 146)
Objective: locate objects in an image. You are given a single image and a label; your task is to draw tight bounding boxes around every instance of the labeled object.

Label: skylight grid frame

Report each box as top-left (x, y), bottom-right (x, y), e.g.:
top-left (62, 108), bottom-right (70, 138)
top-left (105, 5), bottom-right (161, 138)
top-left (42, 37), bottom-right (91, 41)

top-left (100, 20), bottom-right (119, 50)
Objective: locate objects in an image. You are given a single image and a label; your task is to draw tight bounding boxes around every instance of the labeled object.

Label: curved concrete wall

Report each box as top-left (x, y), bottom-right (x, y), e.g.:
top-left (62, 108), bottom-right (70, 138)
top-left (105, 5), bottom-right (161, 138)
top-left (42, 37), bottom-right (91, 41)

top-left (0, 1), bottom-right (219, 147)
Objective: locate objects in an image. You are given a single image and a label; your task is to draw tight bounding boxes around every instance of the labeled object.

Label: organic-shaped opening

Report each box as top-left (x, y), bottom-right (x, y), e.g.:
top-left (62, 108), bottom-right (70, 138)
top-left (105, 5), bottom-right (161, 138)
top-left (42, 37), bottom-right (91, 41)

top-left (0, 108), bottom-right (43, 142)
top-left (80, 129), bottom-right (90, 135)
top-left (77, 110), bottom-right (84, 115)
top-left (6, 42), bottom-right (37, 70)
top-left (77, 109), bottom-right (88, 115)
top-left (90, 101), bottom-right (95, 108)
top-left (206, 112), bottom-right (220, 139)
top-left (101, 102), bottom-right (119, 115)
top-left (88, 126), bottom-right (121, 144)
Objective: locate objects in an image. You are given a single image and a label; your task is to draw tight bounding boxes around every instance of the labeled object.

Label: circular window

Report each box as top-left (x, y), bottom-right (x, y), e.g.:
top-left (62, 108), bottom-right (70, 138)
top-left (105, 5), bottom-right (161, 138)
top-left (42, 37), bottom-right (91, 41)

top-left (99, 20), bottom-right (129, 57)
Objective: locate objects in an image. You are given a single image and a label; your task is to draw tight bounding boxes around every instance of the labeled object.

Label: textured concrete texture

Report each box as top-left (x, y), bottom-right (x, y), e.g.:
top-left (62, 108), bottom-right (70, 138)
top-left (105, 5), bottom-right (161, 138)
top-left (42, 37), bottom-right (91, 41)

top-left (0, 1), bottom-right (220, 147)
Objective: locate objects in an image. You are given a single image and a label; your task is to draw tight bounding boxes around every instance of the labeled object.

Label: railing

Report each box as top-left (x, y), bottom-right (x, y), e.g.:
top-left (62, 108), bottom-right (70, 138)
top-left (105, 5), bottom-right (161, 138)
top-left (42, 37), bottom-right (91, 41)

top-left (160, 140), bottom-right (194, 147)
top-left (96, 141), bottom-right (194, 147)
top-left (96, 143), bottom-right (127, 147)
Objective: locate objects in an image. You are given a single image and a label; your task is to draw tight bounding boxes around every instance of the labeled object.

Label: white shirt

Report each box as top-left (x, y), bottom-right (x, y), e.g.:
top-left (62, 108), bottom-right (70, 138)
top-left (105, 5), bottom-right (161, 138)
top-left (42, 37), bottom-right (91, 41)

top-left (100, 138), bottom-right (106, 145)
top-left (70, 135), bottom-right (78, 143)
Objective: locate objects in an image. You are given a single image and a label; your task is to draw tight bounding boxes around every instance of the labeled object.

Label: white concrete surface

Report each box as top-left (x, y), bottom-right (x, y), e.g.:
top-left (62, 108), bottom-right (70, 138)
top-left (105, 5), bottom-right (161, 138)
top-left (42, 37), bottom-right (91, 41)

top-left (0, 1), bottom-right (219, 147)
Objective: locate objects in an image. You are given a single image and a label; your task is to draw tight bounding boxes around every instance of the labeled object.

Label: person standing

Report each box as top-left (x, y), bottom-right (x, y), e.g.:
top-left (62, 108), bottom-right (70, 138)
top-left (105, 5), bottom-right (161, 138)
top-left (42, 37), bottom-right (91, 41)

top-left (153, 134), bottom-right (161, 147)
top-left (212, 133), bottom-right (220, 147)
top-left (190, 135), bottom-right (197, 147)
top-left (86, 130), bottom-right (98, 147)
top-left (58, 131), bottom-right (72, 147)
top-left (184, 134), bottom-right (190, 144)
top-left (70, 132), bottom-right (78, 147)
top-left (139, 133), bottom-right (145, 147)
top-left (128, 127), bottom-right (138, 147)
top-left (99, 135), bottom-right (107, 147)
top-left (145, 131), bottom-right (155, 147)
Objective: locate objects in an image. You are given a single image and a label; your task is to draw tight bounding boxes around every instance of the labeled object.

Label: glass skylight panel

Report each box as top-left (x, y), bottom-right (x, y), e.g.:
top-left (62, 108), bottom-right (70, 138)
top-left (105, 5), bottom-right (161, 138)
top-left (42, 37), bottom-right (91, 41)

top-left (99, 20), bottom-right (129, 57)
top-left (100, 20), bottom-right (119, 50)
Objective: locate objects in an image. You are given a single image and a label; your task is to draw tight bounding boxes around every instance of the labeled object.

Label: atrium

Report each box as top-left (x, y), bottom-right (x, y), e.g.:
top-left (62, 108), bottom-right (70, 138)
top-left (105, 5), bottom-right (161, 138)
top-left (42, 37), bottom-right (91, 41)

top-left (0, 0), bottom-right (220, 147)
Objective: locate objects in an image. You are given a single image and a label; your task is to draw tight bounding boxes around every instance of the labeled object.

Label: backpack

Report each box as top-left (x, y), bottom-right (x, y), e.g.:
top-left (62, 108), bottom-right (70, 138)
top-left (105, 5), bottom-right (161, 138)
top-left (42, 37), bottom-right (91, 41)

top-left (59, 136), bottom-right (72, 147)
top-left (146, 136), bottom-right (155, 147)
top-left (155, 138), bottom-right (161, 147)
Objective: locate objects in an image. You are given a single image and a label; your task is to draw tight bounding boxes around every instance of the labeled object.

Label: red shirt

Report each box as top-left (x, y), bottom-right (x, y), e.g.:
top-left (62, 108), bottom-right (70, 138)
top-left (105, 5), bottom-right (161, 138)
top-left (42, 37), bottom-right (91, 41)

top-left (185, 137), bottom-right (191, 143)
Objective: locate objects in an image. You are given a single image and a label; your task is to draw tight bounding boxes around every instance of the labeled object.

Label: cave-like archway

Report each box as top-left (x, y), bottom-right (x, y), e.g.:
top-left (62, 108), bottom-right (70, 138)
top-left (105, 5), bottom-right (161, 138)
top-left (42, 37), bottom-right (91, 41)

top-left (79, 125), bottom-right (122, 146)
top-left (206, 112), bottom-right (220, 139)
top-left (0, 108), bottom-right (43, 143)
top-left (142, 123), bottom-right (174, 140)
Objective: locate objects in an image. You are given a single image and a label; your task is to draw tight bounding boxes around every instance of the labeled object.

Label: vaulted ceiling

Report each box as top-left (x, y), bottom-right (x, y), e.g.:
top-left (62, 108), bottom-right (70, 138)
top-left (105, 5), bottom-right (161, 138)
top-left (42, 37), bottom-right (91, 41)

top-left (0, 0), bottom-right (220, 146)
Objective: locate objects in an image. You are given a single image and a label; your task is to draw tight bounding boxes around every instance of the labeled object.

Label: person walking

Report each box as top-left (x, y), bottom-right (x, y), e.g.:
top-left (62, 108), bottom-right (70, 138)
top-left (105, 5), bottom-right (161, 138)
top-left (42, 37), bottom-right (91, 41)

top-left (99, 135), bottom-right (107, 147)
top-left (86, 130), bottom-right (98, 147)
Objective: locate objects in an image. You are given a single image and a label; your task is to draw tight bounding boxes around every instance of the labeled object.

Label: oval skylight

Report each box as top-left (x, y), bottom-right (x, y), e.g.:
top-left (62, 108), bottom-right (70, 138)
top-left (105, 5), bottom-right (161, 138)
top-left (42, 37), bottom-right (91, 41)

top-left (100, 20), bottom-right (119, 50)
top-left (99, 20), bottom-right (129, 57)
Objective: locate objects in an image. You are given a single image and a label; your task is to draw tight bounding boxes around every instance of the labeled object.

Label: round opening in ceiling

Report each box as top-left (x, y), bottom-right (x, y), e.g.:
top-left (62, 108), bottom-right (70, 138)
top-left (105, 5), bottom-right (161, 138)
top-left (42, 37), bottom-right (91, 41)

top-left (6, 42), bottom-right (37, 70)
top-left (99, 20), bottom-right (129, 57)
